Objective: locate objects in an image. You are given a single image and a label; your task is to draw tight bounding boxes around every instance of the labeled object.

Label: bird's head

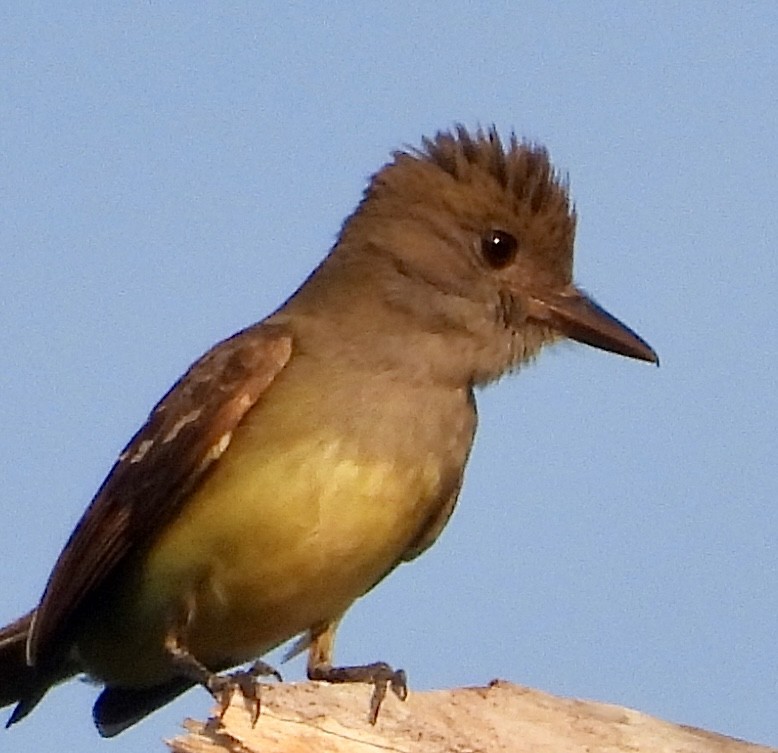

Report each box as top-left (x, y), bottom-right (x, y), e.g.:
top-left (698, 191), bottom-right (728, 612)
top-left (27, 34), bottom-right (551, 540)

top-left (303, 126), bottom-right (657, 384)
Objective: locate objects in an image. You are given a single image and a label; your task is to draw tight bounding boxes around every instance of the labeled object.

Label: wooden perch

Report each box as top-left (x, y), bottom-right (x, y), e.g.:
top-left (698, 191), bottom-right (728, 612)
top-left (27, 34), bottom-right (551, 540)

top-left (166, 680), bottom-right (776, 753)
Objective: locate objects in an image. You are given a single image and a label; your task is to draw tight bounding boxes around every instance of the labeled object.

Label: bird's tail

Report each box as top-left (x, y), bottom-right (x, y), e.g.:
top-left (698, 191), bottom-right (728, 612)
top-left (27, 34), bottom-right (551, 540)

top-left (0, 609), bottom-right (76, 726)
top-left (92, 678), bottom-right (194, 737)
top-left (0, 610), bottom-right (38, 711)
top-left (0, 609), bottom-right (194, 735)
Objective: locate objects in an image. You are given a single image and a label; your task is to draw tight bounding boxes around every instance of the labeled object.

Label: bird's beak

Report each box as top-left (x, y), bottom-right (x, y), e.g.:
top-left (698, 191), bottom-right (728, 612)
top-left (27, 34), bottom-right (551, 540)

top-left (527, 285), bottom-right (658, 364)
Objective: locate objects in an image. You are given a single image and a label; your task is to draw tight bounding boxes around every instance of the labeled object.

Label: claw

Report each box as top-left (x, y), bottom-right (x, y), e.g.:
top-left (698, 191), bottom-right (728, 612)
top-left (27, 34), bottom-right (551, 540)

top-left (206, 660), bottom-right (282, 726)
top-left (309, 660), bottom-right (408, 724)
top-left (390, 668), bottom-right (408, 702)
top-left (367, 664), bottom-right (408, 724)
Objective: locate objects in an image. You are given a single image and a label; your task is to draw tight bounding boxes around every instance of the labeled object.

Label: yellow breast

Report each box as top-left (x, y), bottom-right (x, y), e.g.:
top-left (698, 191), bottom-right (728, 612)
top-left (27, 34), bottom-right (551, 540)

top-left (76, 418), bottom-right (443, 687)
top-left (73, 355), bottom-right (470, 688)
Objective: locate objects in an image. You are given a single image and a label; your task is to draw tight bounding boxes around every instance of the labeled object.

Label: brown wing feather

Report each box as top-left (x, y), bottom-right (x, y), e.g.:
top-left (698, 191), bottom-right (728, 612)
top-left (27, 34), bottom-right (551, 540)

top-left (27, 322), bottom-right (293, 666)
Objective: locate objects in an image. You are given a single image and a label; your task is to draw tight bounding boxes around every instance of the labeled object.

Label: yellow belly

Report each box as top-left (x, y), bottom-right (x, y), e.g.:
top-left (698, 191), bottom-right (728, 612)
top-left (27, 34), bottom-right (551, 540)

top-left (76, 423), bottom-right (442, 686)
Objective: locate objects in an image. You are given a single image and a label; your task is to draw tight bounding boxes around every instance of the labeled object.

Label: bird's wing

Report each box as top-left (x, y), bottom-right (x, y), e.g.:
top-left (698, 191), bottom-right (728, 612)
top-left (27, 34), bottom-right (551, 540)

top-left (401, 478), bottom-right (464, 563)
top-left (27, 322), bottom-right (293, 666)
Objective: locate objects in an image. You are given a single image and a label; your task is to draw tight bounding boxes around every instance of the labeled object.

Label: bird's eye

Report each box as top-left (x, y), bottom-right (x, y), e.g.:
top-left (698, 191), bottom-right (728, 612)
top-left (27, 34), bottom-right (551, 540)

top-left (481, 230), bottom-right (518, 269)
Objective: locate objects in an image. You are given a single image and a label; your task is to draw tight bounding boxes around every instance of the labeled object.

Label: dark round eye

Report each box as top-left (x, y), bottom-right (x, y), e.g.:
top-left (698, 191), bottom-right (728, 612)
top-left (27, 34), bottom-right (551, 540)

top-left (481, 229), bottom-right (518, 268)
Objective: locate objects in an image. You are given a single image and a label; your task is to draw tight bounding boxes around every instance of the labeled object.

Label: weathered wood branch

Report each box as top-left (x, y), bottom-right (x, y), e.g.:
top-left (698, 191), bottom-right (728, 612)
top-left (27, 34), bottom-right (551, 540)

top-left (166, 680), bottom-right (776, 753)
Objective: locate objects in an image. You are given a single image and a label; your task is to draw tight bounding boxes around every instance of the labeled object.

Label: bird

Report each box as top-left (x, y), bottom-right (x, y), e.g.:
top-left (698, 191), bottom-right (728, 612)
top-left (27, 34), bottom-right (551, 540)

top-left (0, 125), bottom-right (657, 737)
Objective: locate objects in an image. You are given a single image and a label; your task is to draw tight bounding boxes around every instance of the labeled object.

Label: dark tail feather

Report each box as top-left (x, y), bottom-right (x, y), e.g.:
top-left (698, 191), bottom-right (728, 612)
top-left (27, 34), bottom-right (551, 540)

top-left (3, 611), bottom-right (196, 735)
top-left (0, 610), bottom-right (38, 711)
top-left (93, 678), bottom-right (194, 737)
top-left (0, 609), bottom-right (77, 726)
top-left (2, 610), bottom-right (194, 736)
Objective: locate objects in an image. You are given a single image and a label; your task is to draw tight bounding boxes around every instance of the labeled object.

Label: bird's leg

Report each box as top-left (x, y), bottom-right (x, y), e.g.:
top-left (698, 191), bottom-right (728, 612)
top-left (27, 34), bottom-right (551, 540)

top-left (163, 612), bottom-right (281, 726)
top-left (306, 618), bottom-right (408, 724)
top-left (163, 631), bottom-right (233, 711)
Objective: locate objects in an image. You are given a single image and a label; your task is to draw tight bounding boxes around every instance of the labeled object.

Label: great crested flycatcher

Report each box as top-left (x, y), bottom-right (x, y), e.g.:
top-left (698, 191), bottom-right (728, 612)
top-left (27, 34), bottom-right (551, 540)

top-left (0, 126), bottom-right (657, 737)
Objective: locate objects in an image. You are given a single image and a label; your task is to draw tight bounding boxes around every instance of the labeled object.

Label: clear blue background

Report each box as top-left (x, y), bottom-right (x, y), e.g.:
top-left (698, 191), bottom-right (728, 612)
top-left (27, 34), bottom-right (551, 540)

top-left (1, 3), bottom-right (775, 751)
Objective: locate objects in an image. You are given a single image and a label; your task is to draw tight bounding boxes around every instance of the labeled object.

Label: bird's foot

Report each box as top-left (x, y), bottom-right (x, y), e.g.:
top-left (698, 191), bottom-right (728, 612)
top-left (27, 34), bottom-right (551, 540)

top-left (308, 661), bottom-right (408, 723)
top-left (207, 660), bottom-right (283, 726)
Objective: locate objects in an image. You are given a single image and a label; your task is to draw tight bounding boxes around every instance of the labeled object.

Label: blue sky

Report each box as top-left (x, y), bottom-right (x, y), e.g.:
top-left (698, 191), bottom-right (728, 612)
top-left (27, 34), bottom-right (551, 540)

top-left (1, 3), bottom-right (776, 751)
